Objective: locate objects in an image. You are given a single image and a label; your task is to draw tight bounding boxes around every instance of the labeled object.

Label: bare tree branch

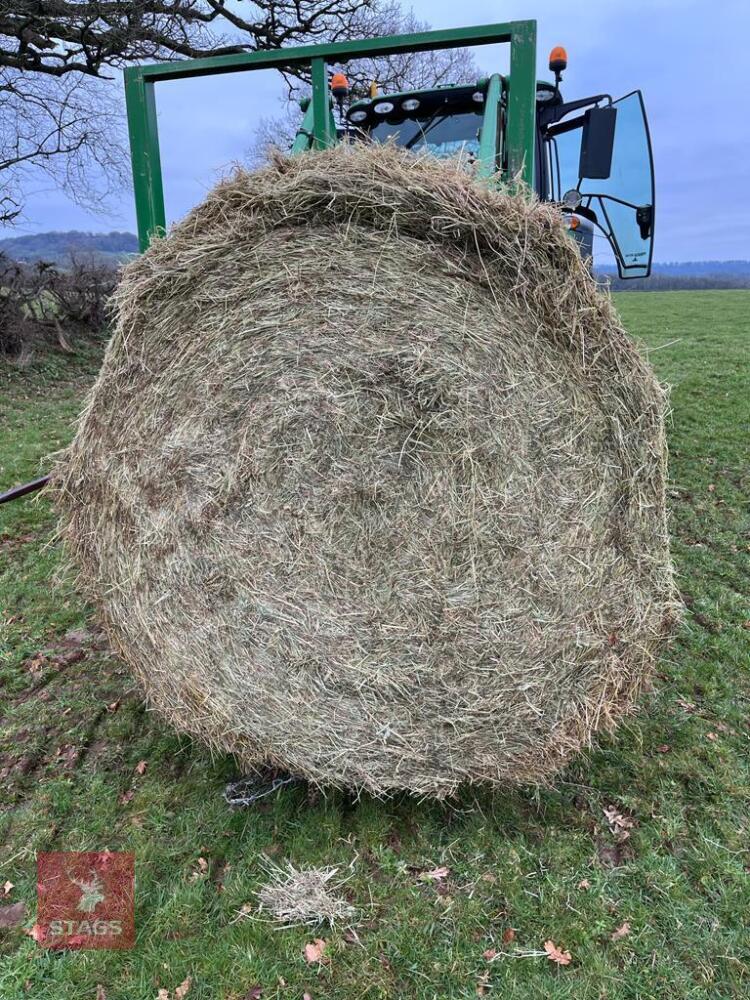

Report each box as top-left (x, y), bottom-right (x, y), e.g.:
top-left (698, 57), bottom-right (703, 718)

top-left (0, 69), bottom-right (127, 224)
top-left (0, 1), bottom-right (385, 77)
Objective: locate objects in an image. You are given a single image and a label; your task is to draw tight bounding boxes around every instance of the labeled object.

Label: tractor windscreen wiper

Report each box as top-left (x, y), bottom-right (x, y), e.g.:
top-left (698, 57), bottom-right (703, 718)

top-left (404, 112), bottom-right (447, 149)
top-left (371, 111), bottom-right (482, 158)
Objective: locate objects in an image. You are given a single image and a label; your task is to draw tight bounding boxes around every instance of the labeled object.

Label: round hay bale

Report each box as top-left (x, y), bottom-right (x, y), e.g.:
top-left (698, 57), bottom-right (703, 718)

top-left (53, 145), bottom-right (677, 796)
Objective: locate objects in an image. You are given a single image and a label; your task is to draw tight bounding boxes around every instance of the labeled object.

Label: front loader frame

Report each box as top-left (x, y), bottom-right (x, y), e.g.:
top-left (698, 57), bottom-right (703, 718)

top-left (124, 21), bottom-right (538, 251)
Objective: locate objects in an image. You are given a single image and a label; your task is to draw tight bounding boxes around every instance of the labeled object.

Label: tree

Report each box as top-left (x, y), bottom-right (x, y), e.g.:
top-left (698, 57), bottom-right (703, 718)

top-left (0, 2), bottom-right (387, 77)
top-left (0, 0), bottom-right (396, 222)
top-left (0, 69), bottom-right (126, 224)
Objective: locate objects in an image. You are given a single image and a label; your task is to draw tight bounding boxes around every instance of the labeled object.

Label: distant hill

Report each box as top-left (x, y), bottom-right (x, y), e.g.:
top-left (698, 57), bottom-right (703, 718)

top-left (0, 230), bottom-right (138, 265)
top-left (599, 260), bottom-right (750, 291)
top-left (651, 260), bottom-right (750, 278)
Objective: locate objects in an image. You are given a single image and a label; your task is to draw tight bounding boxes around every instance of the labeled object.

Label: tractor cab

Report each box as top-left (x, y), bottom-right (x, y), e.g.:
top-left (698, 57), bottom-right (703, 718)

top-left (329, 49), bottom-right (655, 278)
top-left (345, 84), bottom-right (485, 162)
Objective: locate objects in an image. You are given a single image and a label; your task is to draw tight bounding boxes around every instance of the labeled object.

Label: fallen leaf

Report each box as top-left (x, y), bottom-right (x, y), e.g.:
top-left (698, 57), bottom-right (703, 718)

top-left (707, 483), bottom-right (716, 492)
top-left (243, 987), bottom-right (262, 1000)
top-left (577, 879), bottom-right (591, 890)
top-left (421, 866), bottom-right (450, 881)
top-left (611, 921), bottom-right (631, 941)
top-left (135, 760), bottom-right (148, 775)
top-left (476, 971), bottom-right (490, 995)
top-left (96, 987), bottom-right (107, 1000)
top-left (174, 978), bottom-right (191, 999)
top-left (157, 991), bottom-right (170, 1000)
top-left (189, 857), bottom-right (209, 881)
top-left (603, 805), bottom-right (635, 840)
top-left (706, 732), bottom-right (718, 742)
top-left (482, 948), bottom-right (497, 960)
top-left (303, 993), bottom-right (313, 1000)
top-left (26, 653), bottom-right (47, 676)
top-left (3, 880), bottom-right (13, 896)
top-left (304, 938), bottom-right (327, 964)
top-left (107, 700), bottom-right (121, 713)
top-left (119, 789), bottom-right (135, 805)
top-left (0, 901), bottom-right (26, 928)
top-left (502, 927), bottom-right (516, 943)
top-left (656, 745), bottom-right (670, 754)
top-left (544, 939), bottom-right (572, 966)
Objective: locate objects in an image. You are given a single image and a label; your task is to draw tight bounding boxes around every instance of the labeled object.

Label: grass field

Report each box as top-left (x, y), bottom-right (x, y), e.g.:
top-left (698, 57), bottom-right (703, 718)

top-left (1, 291), bottom-right (748, 999)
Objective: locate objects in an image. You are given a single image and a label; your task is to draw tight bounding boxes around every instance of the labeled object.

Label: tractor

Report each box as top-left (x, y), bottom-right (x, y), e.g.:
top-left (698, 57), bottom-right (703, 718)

top-left (0, 20), bottom-right (655, 507)
top-left (295, 48), bottom-right (655, 280)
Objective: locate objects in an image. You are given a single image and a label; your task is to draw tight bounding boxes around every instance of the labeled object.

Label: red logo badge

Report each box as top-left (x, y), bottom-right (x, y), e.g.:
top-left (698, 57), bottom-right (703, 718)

top-left (36, 852), bottom-right (135, 949)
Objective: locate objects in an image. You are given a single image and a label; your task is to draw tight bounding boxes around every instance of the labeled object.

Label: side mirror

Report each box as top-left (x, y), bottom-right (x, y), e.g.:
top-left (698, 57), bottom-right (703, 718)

top-left (579, 106), bottom-right (616, 180)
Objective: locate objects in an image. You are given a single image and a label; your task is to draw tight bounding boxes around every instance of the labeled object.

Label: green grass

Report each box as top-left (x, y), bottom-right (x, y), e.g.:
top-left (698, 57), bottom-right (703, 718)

top-left (1, 291), bottom-right (748, 999)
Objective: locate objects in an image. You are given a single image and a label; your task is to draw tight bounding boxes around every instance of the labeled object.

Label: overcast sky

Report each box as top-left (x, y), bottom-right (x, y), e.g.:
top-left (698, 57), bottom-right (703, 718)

top-left (5, 0), bottom-right (748, 262)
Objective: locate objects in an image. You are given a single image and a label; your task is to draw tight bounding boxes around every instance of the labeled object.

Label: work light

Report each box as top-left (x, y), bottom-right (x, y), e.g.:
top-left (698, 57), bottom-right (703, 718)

top-left (373, 101), bottom-right (395, 114)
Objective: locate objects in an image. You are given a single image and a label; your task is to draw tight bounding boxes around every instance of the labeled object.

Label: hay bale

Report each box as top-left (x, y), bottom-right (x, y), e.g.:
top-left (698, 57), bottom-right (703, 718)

top-left (53, 144), bottom-right (677, 796)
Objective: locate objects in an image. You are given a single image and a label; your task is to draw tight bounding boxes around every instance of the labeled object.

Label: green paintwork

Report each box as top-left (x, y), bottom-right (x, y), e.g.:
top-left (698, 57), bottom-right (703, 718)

top-left (507, 19), bottom-right (537, 187)
top-left (124, 22), bottom-right (538, 250)
top-left (291, 100), bottom-right (316, 155)
top-left (124, 67), bottom-right (166, 252)
top-left (476, 74), bottom-right (504, 180)
top-left (135, 23), bottom-right (528, 82)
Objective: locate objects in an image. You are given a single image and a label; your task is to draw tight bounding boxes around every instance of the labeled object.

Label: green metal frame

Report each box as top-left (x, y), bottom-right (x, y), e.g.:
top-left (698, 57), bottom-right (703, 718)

top-left (124, 21), bottom-right (537, 251)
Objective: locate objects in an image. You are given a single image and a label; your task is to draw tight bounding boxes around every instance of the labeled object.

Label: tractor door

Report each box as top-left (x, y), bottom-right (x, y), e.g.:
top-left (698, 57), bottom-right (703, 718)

top-left (546, 91), bottom-right (655, 278)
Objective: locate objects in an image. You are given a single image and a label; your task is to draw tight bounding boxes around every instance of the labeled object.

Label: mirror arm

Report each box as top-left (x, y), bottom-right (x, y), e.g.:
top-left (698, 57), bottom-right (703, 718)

top-left (546, 113), bottom-right (587, 138)
top-left (539, 93), bottom-right (612, 129)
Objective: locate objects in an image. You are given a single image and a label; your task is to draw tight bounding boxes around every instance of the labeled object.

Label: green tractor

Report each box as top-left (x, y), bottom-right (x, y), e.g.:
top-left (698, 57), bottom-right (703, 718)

top-left (293, 48), bottom-right (654, 279)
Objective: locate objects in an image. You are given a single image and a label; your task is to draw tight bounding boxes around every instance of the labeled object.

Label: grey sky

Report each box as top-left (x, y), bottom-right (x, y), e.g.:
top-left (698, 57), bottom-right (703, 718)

top-left (5, 0), bottom-right (748, 262)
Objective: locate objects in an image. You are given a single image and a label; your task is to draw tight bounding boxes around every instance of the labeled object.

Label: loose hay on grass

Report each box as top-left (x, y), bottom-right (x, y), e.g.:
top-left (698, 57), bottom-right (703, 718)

top-left (256, 862), bottom-right (355, 928)
top-left (53, 144), bottom-right (678, 797)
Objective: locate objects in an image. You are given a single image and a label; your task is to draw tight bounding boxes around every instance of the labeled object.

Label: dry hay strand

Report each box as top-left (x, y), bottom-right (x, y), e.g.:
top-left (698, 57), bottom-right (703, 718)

top-left (52, 144), bottom-right (678, 797)
top-left (256, 861), bottom-right (355, 927)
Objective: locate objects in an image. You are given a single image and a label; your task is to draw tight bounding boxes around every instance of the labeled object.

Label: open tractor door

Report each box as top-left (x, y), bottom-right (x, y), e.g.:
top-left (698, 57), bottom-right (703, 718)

top-left (536, 48), bottom-right (655, 278)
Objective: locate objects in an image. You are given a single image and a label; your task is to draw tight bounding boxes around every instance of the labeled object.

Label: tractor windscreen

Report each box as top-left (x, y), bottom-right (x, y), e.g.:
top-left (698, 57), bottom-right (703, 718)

top-left (370, 111), bottom-right (482, 159)
top-left (346, 84), bottom-right (485, 162)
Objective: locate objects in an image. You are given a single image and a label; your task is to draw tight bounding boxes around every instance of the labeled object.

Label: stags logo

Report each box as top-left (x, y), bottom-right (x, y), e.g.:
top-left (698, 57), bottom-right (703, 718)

top-left (36, 852), bottom-right (135, 949)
